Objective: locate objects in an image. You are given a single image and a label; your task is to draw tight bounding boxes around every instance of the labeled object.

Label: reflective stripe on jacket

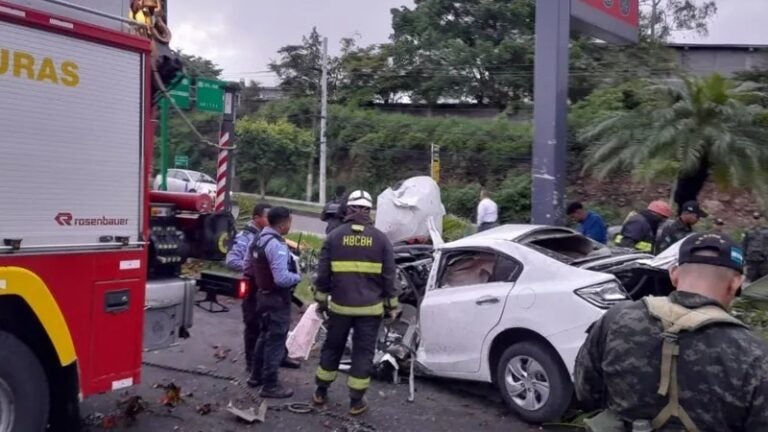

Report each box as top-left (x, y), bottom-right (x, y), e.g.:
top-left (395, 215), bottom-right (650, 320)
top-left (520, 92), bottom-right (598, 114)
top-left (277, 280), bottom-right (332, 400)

top-left (314, 217), bottom-right (397, 316)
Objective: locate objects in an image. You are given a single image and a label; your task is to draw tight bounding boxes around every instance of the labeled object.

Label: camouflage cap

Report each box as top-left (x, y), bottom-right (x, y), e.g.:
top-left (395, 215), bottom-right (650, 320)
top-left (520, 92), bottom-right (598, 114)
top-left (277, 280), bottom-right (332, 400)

top-left (679, 233), bottom-right (743, 274)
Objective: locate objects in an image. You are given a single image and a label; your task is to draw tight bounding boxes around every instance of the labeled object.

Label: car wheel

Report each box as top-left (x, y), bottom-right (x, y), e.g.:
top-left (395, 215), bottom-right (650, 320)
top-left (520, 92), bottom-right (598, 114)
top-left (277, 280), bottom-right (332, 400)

top-left (188, 189), bottom-right (196, 193)
top-left (496, 341), bottom-right (572, 424)
top-left (0, 331), bottom-right (50, 432)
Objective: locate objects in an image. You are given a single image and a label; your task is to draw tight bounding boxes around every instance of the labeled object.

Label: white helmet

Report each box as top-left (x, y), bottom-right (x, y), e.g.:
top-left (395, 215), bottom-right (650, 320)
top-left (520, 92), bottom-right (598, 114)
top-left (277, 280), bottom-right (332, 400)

top-left (346, 190), bottom-right (373, 208)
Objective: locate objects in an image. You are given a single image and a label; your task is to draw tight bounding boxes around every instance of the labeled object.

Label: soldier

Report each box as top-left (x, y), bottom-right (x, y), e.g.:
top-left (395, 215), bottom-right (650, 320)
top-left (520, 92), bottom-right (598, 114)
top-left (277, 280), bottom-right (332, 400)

top-left (614, 200), bottom-right (672, 253)
top-left (743, 212), bottom-right (768, 282)
top-left (575, 233), bottom-right (768, 431)
top-left (312, 190), bottom-right (398, 416)
top-left (655, 201), bottom-right (707, 254)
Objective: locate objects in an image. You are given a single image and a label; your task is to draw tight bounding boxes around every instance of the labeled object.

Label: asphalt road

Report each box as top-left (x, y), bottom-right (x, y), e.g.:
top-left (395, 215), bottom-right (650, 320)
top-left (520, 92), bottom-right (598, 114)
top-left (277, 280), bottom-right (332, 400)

top-left (80, 299), bottom-right (573, 432)
top-left (291, 213), bottom-right (328, 236)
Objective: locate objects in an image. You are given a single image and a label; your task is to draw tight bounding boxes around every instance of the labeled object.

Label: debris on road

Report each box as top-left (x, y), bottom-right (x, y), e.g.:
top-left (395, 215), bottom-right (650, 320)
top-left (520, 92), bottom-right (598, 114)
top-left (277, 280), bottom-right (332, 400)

top-left (196, 403), bottom-right (214, 416)
top-left (213, 347), bottom-right (232, 361)
top-left (156, 383), bottom-right (184, 407)
top-left (119, 395), bottom-right (147, 425)
top-left (226, 400), bottom-right (267, 424)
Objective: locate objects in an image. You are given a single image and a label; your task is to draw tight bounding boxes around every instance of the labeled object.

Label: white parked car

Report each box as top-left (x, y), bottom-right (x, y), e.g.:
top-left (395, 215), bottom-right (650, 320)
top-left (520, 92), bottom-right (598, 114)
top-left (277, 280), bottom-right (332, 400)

top-left (411, 224), bottom-right (672, 423)
top-left (153, 169), bottom-right (217, 196)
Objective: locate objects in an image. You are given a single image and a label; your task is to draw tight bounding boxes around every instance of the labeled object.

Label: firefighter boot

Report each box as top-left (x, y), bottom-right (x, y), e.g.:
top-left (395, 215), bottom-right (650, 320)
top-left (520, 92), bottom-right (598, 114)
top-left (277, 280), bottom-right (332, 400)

top-left (312, 385), bottom-right (329, 406)
top-left (349, 398), bottom-right (368, 416)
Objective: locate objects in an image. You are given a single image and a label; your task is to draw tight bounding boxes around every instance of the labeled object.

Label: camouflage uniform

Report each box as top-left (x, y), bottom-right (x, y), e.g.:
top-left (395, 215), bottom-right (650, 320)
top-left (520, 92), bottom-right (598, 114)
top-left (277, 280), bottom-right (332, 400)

top-left (575, 291), bottom-right (768, 431)
top-left (655, 218), bottom-right (693, 255)
top-left (743, 227), bottom-right (768, 282)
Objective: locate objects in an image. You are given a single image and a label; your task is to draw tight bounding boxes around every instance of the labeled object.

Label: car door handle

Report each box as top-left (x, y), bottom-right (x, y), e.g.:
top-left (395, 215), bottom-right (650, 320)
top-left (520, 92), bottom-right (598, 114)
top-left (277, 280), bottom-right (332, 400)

top-left (475, 296), bottom-right (499, 306)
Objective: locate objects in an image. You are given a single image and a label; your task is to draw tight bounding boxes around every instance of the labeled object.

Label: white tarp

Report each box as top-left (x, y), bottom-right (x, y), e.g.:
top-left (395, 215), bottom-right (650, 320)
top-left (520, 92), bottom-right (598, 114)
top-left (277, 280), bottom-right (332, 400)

top-left (375, 176), bottom-right (445, 244)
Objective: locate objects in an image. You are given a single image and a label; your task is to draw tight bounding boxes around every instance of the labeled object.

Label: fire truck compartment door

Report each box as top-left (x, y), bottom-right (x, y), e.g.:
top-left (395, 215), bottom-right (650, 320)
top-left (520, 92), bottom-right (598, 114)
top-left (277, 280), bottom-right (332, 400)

top-left (88, 279), bottom-right (142, 388)
top-left (0, 18), bottom-right (144, 250)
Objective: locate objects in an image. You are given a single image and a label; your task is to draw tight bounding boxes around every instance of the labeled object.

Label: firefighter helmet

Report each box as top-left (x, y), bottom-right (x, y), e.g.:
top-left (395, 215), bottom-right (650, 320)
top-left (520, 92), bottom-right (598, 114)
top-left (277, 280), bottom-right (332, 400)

top-left (647, 200), bottom-right (672, 218)
top-left (347, 190), bottom-right (373, 208)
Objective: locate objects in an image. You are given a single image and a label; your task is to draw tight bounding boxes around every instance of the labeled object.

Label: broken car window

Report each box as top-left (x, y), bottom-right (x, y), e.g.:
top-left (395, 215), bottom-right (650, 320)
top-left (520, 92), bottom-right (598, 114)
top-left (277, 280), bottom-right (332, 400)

top-left (438, 251), bottom-right (521, 288)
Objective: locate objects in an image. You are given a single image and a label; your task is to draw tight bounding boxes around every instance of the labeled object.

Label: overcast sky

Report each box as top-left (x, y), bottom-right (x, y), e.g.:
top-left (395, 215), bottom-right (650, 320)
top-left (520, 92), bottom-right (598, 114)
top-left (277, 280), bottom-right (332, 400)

top-left (169, 0), bottom-right (767, 85)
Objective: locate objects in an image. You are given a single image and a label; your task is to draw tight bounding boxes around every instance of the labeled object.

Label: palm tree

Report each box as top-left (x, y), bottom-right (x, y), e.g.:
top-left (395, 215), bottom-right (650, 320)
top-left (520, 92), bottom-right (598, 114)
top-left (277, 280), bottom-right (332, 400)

top-left (581, 74), bottom-right (768, 209)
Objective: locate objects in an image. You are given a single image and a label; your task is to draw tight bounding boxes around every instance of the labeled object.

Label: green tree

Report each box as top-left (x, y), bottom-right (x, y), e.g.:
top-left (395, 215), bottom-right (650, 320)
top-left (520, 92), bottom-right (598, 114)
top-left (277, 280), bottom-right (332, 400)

top-left (179, 52), bottom-right (223, 78)
top-left (581, 74), bottom-right (768, 208)
top-left (269, 27), bottom-right (340, 98)
top-left (388, 0), bottom-right (536, 107)
top-left (236, 118), bottom-right (314, 197)
top-left (641, 0), bottom-right (718, 41)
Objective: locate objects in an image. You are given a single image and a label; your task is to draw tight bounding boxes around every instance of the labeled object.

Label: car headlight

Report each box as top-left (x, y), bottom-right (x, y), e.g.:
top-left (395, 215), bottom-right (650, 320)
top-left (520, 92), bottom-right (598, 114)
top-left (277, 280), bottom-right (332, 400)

top-left (575, 281), bottom-right (628, 309)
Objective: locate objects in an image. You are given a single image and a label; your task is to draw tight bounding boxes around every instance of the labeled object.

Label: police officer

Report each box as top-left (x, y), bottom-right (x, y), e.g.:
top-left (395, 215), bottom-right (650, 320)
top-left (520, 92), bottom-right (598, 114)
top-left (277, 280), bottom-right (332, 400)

top-left (321, 185), bottom-right (348, 234)
top-left (226, 203), bottom-right (271, 373)
top-left (575, 233), bottom-right (768, 431)
top-left (655, 200), bottom-right (707, 254)
top-left (614, 200), bottom-right (672, 252)
top-left (246, 207), bottom-right (302, 398)
top-left (743, 212), bottom-right (768, 282)
top-left (312, 190), bottom-right (397, 416)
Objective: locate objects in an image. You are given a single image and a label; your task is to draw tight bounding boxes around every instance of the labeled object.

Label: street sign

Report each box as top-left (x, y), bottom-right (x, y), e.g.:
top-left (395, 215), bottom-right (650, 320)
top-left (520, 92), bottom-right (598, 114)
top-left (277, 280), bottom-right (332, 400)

top-left (174, 155), bottom-right (189, 168)
top-left (196, 78), bottom-right (225, 113)
top-left (168, 76), bottom-right (191, 109)
top-left (571, 0), bottom-right (639, 44)
top-left (430, 144), bottom-right (440, 183)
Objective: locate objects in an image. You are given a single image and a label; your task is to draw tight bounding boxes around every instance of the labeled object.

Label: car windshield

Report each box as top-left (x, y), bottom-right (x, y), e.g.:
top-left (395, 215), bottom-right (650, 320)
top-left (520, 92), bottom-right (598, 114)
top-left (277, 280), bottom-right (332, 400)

top-left (188, 171), bottom-right (214, 183)
top-left (518, 229), bottom-right (609, 265)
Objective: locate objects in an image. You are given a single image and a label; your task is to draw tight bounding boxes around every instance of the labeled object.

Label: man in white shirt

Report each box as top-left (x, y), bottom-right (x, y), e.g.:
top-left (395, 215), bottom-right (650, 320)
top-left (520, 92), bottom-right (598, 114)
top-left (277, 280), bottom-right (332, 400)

top-left (476, 189), bottom-right (499, 232)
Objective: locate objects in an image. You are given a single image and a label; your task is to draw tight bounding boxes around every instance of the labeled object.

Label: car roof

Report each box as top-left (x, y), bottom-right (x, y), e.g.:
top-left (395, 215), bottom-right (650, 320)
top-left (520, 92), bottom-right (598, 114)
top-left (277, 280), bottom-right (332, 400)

top-left (442, 224), bottom-right (577, 249)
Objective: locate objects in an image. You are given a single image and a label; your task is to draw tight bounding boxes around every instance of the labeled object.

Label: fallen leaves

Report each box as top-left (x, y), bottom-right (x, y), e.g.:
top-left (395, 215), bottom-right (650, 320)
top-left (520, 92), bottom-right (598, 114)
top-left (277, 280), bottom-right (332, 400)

top-left (154, 382), bottom-right (184, 407)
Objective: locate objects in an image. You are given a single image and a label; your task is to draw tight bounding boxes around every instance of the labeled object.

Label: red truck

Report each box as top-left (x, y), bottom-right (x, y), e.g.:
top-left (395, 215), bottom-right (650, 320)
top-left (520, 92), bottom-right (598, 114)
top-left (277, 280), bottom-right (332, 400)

top-left (0, 1), bottom-right (230, 430)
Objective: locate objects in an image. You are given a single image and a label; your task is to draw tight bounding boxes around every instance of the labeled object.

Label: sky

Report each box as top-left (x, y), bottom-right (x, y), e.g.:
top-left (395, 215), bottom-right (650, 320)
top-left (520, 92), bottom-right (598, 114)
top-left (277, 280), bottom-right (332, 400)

top-left (169, 0), bottom-right (767, 85)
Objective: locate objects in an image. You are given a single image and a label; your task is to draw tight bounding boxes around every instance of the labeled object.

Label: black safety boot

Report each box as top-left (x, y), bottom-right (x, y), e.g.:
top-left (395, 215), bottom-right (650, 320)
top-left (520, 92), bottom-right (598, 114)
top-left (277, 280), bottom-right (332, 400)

top-left (260, 384), bottom-right (294, 399)
top-left (349, 398), bottom-right (368, 416)
top-left (281, 358), bottom-right (301, 369)
top-left (312, 386), bottom-right (328, 406)
top-left (246, 377), bottom-right (262, 388)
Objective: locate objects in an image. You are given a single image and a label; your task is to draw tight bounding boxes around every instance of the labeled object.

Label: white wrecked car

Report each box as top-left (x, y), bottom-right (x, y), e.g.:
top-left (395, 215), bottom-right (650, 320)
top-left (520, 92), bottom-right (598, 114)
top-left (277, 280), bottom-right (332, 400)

top-left (401, 224), bottom-right (674, 423)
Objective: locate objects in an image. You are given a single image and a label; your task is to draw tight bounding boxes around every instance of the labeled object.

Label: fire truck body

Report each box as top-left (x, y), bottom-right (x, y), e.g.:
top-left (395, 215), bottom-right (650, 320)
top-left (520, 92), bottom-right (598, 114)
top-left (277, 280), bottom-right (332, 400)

top-left (0, 1), bottom-right (195, 429)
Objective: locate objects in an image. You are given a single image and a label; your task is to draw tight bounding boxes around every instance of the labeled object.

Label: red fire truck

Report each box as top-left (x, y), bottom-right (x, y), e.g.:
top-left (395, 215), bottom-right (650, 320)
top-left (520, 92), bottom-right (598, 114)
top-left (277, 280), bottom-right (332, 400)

top-left (0, 1), bottom-right (235, 430)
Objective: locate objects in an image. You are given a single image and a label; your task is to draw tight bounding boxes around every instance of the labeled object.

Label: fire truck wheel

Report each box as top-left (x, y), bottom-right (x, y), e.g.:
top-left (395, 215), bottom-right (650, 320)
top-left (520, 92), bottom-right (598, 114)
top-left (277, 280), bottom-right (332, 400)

top-left (0, 331), bottom-right (50, 432)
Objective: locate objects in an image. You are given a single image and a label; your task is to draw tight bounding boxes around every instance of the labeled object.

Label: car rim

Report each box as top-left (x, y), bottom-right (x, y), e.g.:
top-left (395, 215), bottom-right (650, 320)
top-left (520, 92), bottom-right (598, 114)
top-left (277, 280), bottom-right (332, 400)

top-left (504, 355), bottom-right (550, 411)
top-left (0, 378), bottom-right (15, 432)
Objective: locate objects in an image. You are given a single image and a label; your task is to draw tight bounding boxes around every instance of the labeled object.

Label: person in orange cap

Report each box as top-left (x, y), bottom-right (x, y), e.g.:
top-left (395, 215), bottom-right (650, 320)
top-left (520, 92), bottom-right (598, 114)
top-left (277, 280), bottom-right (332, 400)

top-left (613, 200), bottom-right (672, 253)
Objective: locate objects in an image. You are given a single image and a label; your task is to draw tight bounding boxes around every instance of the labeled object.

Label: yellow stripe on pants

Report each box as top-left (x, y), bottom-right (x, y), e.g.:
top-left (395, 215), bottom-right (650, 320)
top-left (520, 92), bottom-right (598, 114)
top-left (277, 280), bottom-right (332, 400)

top-left (347, 376), bottom-right (371, 391)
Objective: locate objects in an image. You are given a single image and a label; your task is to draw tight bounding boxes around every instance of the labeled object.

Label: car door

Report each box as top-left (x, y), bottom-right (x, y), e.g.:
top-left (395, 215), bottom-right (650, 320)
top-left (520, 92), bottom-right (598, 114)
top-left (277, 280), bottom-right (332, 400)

top-left (419, 247), bottom-right (522, 375)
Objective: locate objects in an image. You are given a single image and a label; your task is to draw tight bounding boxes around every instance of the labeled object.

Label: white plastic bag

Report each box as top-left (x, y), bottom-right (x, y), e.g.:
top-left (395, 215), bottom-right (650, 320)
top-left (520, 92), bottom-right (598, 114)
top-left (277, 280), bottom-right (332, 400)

top-left (286, 303), bottom-right (323, 360)
top-left (375, 176), bottom-right (445, 244)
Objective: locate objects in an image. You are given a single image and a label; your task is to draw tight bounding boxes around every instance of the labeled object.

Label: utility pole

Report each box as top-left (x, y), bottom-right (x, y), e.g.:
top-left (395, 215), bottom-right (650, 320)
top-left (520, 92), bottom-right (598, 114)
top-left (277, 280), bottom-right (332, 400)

top-left (160, 96), bottom-right (169, 191)
top-left (318, 36), bottom-right (329, 205)
top-left (215, 82), bottom-right (241, 214)
top-left (531, 0), bottom-right (570, 225)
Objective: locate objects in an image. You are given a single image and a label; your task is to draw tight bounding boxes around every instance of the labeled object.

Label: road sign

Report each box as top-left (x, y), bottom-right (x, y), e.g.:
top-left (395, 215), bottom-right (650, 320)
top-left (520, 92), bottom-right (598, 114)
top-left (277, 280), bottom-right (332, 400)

top-left (196, 78), bottom-right (224, 113)
top-left (174, 155), bottom-right (189, 168)
top-left (430, 144), bottom-right (440, 183)
top-left (168, 76), bottom-right (191, 109)
top-left (571, 0), bottom-right (639, 44)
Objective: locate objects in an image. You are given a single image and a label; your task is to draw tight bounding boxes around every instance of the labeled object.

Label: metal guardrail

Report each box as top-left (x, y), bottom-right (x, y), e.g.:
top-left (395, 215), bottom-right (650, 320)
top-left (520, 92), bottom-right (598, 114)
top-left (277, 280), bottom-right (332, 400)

top-left (233, 193), bottom-right (325, 215)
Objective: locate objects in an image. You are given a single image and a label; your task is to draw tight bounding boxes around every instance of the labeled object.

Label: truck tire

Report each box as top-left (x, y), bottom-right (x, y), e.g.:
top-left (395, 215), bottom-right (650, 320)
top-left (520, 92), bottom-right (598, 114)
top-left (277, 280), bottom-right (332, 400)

top-left (496, 341), bottom-right (572, 424)
top-left (0, 331), bottom-right (50, 432)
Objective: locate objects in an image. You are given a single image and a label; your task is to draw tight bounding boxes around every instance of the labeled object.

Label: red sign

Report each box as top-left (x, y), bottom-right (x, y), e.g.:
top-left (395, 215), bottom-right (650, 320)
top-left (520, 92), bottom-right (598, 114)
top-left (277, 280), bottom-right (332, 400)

top-left (578, 0), bottom-right (639, 28)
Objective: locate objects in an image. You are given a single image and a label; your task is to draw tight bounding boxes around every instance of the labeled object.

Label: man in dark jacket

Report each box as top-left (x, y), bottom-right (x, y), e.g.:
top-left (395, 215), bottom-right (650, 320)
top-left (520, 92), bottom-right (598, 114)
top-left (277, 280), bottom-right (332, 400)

top-left (321, 186), bottom-right (347, 234)
top-left (655, 200), bottom-right (707, 254)
top-left (614, 200), bottom-right (672, 252)
top-left (312, 190), bottom-right (397, 416)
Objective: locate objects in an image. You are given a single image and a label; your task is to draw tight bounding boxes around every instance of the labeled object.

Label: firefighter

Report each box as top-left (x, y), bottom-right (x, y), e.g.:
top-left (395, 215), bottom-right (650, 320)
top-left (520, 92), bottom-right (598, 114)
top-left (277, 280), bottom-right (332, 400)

top-left (227, 203), bottom-right (271, 373)
top-left (312, 190), bottom-right (398, 416)
top-left (743, 212), bottom-right (768, 282)
top-left (614, 200), bottom-right (672, 253)
top-left (246, 207), bottom-right (302, 398)
top-left (321, 185), bottom-right (348, 234)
